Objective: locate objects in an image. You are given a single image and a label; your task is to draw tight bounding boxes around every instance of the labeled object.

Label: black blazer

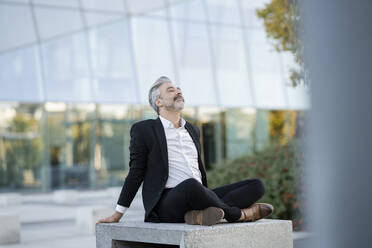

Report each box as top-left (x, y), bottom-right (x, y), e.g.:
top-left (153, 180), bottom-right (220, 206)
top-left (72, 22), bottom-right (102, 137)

top-left (117, 117), bottom-right (208, 222)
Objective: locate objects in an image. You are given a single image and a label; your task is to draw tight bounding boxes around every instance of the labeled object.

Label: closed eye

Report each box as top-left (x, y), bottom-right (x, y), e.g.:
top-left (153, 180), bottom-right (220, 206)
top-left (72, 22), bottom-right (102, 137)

top-left (167, 86), bottom-right (176, 92)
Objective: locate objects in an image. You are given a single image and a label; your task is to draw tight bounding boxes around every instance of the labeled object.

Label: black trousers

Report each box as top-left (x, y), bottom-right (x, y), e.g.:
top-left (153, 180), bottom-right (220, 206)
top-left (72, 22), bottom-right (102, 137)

top-left (154, 178), bottom-right (265, 223)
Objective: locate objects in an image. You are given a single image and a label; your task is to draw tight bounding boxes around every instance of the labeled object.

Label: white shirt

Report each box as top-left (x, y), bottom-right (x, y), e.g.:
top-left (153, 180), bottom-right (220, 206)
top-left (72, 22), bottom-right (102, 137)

top-left (116, 115), bottom-right (202, 214)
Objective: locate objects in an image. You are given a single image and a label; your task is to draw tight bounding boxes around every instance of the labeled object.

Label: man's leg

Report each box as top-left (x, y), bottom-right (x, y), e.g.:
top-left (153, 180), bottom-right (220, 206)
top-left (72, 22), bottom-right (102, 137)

top-left (213, 179), bottom-right (273, 222)
top-left (155, 178), bottom-right (241, 223)
top-left (212, 178), bottom-right (265, 209)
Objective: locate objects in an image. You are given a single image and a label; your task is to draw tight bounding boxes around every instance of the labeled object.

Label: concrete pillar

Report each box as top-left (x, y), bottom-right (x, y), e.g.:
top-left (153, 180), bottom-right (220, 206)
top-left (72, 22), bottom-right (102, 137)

top-left (302, 1), bottom-right (372, 248)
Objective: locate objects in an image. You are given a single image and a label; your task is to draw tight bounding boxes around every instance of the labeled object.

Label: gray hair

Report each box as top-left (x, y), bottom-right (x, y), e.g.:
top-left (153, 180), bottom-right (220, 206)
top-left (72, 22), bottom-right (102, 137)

top-left (148, 76), bottom-right (172, 114)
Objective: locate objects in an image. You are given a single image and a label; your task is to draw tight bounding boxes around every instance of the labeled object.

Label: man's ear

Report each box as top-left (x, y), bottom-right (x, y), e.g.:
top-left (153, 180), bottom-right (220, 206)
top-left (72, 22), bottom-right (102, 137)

top-left (155, 98), bottom-right (162, 108)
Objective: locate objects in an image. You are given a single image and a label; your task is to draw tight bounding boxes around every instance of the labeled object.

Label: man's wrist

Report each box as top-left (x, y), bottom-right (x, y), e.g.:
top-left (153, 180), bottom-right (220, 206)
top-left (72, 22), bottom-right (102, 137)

top-left (113, 211), bottom-right (123, 221)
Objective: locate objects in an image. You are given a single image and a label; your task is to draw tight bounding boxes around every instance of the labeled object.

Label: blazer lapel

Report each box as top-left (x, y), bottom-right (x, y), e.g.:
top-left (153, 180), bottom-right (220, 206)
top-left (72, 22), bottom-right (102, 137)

top-left (153, 117), bottom-right (168, 168)
top-left (185, 122), bottom-right (201, 158)
top-left (185, 122), bottom-right (207, 186)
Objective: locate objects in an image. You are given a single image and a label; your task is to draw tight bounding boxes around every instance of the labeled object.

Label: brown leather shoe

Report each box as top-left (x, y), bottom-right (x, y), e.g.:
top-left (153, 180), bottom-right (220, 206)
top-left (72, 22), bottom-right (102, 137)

top-left (184, 207), bottom-right (224, 226)
top-left (239, 203), bottom-right (274, 222)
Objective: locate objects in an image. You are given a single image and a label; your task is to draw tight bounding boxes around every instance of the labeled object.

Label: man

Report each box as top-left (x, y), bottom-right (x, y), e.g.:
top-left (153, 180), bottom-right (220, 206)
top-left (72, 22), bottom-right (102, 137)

top-left (98, 76), bottom-right (273, 226)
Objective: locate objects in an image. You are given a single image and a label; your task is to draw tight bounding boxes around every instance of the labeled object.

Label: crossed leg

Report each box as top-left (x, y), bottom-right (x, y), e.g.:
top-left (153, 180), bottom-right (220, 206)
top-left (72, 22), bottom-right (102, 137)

top-left (155, 178), bottom-right (265, 223)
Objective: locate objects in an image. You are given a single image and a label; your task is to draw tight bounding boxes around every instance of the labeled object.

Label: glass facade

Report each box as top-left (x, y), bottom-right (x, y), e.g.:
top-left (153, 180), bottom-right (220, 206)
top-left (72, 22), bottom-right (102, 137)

top-left (0, 0), bottom-right (309, 192)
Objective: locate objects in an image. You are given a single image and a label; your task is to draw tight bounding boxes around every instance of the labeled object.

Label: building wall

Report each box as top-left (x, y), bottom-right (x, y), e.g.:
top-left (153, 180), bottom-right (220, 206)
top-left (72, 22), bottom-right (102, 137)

top-left (0, 102), bottom-right (305, 192)
top-left (0, 0), bottom-right (309, 192)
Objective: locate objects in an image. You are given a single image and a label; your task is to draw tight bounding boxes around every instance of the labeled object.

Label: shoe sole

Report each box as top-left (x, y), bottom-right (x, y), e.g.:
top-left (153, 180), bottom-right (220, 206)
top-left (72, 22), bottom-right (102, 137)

top-left (185, 207), bottom-right (224, 226)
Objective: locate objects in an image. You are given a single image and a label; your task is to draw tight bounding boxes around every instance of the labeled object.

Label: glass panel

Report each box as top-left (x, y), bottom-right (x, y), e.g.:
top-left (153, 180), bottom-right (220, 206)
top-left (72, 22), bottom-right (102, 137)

top-left (47, 103), bottom-right (145, 189)
top-left (34, 7), bottom-right (83, 40)
top-left (0, 45), bottom-right (43, 102)
top-left (171, 21), bottom-right (217, 106)
top-left (206, 0), bottom-right (241, 25)
top-left (210, 25), bottom-right (253, 107)
top-left (224, 107), bottom-right (256, 160)
top-left (286, 84), bottom-right (310, 110)
top-left (195, 106), bottom-right (223, 169)
top-left (0, 4), bottom-right (36, 52)
top-left (0, 103), bottom-right (43, 190)
top-left (142, 8), bottom-right (167, 18)
top-left (0, 0), bottom-right (29, 3)
top-left (47, 103), bottom-right (67, 189)
top-left (89, 20), bottom-right (137, 104)
top-left (131, 16), bottom-right (175, 104)
top-left (95, 104), bottom-right (142, 187)
top-left (41, 32), bottom-right (92, 102)
top-left (169, 0), bottom-right (206, 22)
top-left (142, 105), bottom-right (158, 119)
top-left (281, 51), bottom-right (310, 110)
top-left (240, 0), bottom-right (270, 27)
top-left (81, 0), bottom-right (125, 12)
top-left (247, 29), bottom-right (286, 109)
top-left (34, 0), bottom-right (80, 8)
top-left (84, 12), bottom-right (122, 28)
top-left (126, 0), bottom-right (166, 16)
top-left (52, 103), bottom-right (94, 188)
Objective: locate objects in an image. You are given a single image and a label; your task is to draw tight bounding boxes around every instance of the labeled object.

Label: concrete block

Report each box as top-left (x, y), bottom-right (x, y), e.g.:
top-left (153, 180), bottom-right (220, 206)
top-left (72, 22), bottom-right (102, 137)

top-left (76, 206), bottom-right (114, 234)
top-left (96, 219), bottom-right (293, 248)
top-left (0, 193), bottom-right (21, 206)
top-left (0, 215), bottom-right (20, 245)
top-left (53, 190), bottom-right (77, 203)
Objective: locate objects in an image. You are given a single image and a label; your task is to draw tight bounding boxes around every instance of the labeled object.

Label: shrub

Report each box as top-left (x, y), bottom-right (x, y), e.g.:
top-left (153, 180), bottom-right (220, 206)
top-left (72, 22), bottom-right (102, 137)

top-left (207, 140), bottom-right (306, 231)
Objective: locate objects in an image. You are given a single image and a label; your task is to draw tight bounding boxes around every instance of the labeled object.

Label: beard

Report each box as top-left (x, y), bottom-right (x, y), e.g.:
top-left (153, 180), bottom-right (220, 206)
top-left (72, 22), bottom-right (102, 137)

top-left (164, 96), bottom-right (184, 111)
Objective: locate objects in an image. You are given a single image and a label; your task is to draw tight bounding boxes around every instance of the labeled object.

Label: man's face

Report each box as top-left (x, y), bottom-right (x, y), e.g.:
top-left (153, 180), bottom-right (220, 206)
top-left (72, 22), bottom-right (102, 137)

top-left (156, 82), bottom-right (184, 112)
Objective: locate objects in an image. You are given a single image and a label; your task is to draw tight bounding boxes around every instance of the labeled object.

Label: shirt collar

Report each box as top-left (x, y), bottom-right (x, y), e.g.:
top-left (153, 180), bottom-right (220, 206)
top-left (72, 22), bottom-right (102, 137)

top-left (159, 115), bottom-right (186, 129)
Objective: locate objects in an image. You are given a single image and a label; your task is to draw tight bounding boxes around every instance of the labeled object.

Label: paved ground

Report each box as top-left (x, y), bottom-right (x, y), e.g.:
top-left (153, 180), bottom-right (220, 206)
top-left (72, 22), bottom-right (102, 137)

top-left (0, 189), bottom-right (310, 248)
top-left (0, 188), bottom-right (144, 248)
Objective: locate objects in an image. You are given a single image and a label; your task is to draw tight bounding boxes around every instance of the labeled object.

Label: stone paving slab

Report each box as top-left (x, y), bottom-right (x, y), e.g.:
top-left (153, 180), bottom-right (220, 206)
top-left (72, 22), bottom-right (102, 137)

top-left (0, 190), bottom-right (305, 248)
top-left (0, 188), bottom-right (143, 224)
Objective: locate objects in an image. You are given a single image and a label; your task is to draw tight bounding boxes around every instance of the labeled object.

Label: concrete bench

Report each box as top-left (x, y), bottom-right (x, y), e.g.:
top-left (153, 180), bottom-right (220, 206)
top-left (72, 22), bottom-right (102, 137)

top-left (96, 219), bottom-right (293, 248)
top-left (0, 214), bottom-right (20, 245)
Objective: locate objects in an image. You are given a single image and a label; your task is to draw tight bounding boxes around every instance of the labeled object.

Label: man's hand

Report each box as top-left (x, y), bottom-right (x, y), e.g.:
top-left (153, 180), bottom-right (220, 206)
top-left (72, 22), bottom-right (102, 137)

top-left (96, 211), bottom-right (123, 224)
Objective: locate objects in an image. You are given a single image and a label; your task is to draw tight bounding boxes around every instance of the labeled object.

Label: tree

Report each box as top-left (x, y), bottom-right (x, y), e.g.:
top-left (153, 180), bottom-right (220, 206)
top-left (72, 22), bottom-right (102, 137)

top-left (256, 0), bottom-right (307, 87)
top-left (1, 111), bottom-right (42, 187)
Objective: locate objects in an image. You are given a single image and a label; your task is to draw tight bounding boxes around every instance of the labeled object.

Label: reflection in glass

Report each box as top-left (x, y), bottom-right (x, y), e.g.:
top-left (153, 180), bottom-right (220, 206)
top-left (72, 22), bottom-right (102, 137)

top-left (240, 0), bottom-right (270, 27)
top-left (206, 0), bottom-right (241, 25)
top-left (131, 16), bottom-right (175, 104)
top-left (42, 33), bottom-right (92, 102)
top-left (0, 4), bottom-right (36, 52)
top-left (0, 46), bottom-right (43, 102)
top-left (95, 104), bottom-right (142, 187)
top-left (224, 108), bottom-right (256, 159)
top-left (247, 29), bottom-right (286, 109)
top-left (171, 21), bottom-right (217, 106)
top-left (0, 103), bottom-right (43, 190)
top-left (89, 20), bottom-right (137, 103)
top-left (210, 25), bottom-right (253, 107)
top-left (34, 7), bottom-right (83, 40)
top-left (169, 0), bottom-right (207, 22)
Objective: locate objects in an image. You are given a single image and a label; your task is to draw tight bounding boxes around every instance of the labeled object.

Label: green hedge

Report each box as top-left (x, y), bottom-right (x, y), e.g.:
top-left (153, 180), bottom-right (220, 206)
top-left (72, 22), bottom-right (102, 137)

top-left (207, 140), bottom-right (306, 231)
